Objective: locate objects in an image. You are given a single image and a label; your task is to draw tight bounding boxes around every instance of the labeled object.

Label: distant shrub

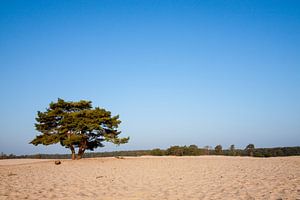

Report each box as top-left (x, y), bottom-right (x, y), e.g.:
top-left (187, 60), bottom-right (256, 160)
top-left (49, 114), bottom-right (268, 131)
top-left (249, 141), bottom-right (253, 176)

top-left (35, 154), bottom-right (42, 159)
top-left (253, 151), bottom-right (264, 157)
top-left (150, 148), bottom-right (165, 156)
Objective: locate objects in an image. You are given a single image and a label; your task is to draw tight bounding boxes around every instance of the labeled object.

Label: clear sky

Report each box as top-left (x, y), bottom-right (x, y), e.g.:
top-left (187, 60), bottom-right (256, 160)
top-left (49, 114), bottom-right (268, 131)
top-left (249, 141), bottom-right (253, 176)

top-left (0, 0), bottom-right (299, 155)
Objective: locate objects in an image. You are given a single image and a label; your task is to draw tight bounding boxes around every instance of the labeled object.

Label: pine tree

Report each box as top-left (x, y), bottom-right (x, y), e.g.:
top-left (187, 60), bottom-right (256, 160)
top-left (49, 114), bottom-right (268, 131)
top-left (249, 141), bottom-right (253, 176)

top-left (30, 98), bottom-right (129, 159)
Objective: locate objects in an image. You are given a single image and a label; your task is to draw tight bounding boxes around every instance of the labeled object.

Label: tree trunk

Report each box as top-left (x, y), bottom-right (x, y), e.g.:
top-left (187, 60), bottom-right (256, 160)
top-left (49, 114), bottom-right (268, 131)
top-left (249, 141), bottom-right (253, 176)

top-left (77, 148), bottom-right (85, 159)
top-left (70, 145), bottom-right (76, 160)
top-left (77, 140), bottom-right (87, 159)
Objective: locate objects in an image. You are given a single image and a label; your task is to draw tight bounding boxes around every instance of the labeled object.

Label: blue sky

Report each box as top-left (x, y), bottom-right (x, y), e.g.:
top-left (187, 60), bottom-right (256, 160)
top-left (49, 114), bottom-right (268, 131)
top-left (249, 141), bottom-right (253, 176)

top-left (0, 0), bottom-right (299, 155)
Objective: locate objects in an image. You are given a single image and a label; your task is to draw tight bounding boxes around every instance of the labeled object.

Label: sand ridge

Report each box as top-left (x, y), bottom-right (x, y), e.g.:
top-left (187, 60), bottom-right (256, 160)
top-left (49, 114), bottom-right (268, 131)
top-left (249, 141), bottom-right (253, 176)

top-left (0, 156), bottom-right (299, 199)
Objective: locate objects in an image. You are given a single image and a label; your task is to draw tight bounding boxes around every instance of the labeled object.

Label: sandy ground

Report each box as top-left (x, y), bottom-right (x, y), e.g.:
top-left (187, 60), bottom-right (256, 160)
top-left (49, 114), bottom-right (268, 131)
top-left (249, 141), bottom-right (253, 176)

top-left (0, 156), bottom-right (299, 200)
top-left (0, 159), bottom-right (54, 166)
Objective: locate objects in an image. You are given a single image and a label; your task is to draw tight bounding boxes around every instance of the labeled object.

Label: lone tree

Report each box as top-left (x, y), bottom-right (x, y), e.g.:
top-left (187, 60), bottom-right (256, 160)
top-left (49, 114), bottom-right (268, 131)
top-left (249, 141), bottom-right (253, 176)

top-left (30, 98), bottom-right (129, 159)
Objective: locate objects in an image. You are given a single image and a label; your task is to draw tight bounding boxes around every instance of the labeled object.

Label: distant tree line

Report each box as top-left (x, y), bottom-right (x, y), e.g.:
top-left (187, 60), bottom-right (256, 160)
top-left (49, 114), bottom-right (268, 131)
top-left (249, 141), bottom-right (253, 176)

top-left (0, 150), bottom-right (152, 159)
top-left (151, 144), bottom-right (300, 157)
top-left (0, 152), bottom-right (17, 159)
top-left (1, 145), bottom-right (300, 159)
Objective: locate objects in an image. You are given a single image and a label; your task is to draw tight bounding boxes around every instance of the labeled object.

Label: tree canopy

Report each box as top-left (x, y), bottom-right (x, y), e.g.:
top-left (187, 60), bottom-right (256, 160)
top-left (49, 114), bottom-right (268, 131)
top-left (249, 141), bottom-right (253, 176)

top-left (30, 98), bottom-right (129, 159)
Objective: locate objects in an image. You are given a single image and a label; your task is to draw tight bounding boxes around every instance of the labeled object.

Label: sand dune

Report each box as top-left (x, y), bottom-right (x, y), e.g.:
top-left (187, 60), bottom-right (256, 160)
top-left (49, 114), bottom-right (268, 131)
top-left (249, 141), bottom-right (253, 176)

top-left (0, 156), bottom-right (299, 200)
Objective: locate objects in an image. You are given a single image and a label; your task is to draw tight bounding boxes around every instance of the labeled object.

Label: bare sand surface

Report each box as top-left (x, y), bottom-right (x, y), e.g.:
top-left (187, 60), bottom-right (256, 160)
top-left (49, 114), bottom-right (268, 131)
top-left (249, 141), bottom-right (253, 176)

top-left (0, 156), bottom-right (299, 200)
top-left (0, 159), bottom-right (54, 166)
